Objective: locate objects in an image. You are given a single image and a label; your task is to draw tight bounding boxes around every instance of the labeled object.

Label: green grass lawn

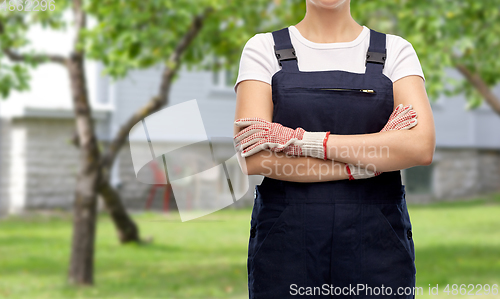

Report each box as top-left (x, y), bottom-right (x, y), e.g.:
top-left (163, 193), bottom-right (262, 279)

top-left (1, 193), bottom-right (500, 299)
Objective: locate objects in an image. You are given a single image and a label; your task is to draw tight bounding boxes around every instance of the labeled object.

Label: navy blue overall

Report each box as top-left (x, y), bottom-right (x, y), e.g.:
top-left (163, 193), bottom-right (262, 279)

top-left (247, 27), bottom-right (416, 298)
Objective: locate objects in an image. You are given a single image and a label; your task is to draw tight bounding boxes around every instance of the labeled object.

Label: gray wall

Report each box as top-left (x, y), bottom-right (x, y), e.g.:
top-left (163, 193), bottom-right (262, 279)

top-left (108, 65), bottom-right (237, 142)
top-left (432, 70), bottom-right (500, 149)
top-left (432, 148), bottom-right (500, 200)
top-left (0, 115), bottom-right (110, 213)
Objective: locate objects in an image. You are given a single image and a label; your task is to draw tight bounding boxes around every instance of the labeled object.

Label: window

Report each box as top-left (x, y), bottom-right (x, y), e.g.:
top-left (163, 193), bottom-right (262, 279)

top-left (211, 57), bottom-right (235, 89)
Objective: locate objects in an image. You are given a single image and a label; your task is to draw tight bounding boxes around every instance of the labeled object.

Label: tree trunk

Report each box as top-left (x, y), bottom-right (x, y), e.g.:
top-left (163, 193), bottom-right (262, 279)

top-left (92, 8), bottom-right (213, 244)
top-left (98, 175), bottom-right (140, 243)
top-left (67, 53), bottom-right (101, 285)
top-left (68, 168), bottom-right (99, 285)
top-left (455, 64), bottom-right (500, 115)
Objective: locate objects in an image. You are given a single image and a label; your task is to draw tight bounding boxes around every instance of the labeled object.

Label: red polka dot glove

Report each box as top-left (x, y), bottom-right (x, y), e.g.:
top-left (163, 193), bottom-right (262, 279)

top-left (380, 104), bottom-right (418, 131)
top-left (346, 104), bottom-right (418, 180)
top-left (234, 118), bottom-right (330, 159)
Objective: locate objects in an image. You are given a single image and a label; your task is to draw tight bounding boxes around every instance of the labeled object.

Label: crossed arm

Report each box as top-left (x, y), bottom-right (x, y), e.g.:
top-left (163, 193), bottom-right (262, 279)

top-left (234, 75), bottom-right (436, 182)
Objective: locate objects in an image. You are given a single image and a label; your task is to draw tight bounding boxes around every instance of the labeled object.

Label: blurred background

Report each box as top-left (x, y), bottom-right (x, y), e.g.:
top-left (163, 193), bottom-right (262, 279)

top-left (1, 0), bottom-right (499, 298)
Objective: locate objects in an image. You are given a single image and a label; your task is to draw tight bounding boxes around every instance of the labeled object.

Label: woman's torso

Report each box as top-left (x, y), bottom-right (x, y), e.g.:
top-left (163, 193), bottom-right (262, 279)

top-left (259, 26), bottom-right (404, 203)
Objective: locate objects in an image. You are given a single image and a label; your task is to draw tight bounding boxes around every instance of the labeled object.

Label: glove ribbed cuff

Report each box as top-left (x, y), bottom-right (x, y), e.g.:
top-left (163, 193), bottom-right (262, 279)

top-left (300, 131), bottom-right (329, 160)
top-left (346, 164), bottom-right (355, 180)
top-left (347, 163), bottom-right (378, 180)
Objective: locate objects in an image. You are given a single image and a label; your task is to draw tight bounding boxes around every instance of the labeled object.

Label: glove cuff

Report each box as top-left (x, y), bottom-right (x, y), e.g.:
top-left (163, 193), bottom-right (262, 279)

top-left (300, 131), bottom-right (329, 160)
top-left (345, 164), bottom-right (355, 180)
top-left (346, 163), bottom-right (378, 180)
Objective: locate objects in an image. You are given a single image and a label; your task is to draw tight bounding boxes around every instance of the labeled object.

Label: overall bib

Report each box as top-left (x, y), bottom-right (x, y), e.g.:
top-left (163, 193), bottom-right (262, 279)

top-left (247, 28), bottom-right (416, 298)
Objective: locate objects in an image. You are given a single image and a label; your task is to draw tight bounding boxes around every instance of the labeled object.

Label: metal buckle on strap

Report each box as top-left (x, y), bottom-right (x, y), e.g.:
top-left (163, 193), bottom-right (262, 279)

top-left (274, 46), bottom-right (297, 66)
top-left (366, 51), bottom-right (386, 66)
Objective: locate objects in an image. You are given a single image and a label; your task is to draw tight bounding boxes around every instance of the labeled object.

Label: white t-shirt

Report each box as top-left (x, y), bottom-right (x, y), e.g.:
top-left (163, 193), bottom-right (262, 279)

top-left (234, 25), bottom-right (425, 93)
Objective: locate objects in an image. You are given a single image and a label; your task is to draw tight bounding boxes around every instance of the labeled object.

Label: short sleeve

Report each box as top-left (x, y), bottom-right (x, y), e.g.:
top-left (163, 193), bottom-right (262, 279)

top-left (233, 33), bottom-right (277, 93)
top-left (386, 35), bottom-right (425, 83)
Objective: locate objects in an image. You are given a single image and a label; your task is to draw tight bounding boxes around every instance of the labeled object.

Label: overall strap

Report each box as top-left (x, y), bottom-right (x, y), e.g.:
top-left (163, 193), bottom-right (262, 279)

top-left (272, 27), bottom-right (299, 72)
top-left (365, 29), bottom-right (387, 75)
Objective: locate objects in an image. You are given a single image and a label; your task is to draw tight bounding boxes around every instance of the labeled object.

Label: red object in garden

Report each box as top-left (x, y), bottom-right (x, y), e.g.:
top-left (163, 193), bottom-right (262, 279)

top-left (145, 161), bottom-right (171, 213)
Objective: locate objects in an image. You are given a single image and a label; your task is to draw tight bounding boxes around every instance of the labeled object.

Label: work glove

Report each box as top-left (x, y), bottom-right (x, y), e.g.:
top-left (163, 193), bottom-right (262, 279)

top-left (345, 104), bottom-right (418, 180)
top-left (234, 103), bottom-right (417, 178)
top-left (233, 118), bottom-right (330, 159)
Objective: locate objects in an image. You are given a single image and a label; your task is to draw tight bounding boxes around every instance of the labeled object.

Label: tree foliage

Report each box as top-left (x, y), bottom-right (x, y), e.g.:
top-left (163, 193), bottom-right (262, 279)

top-left (367, 0), bottom-right (500, 110)
top-left (1, 0), bottom-right (285, 97)
top-left (276, 0), bottom-right (500, 111)
top-left (3, 0), bottom-right (500, 110)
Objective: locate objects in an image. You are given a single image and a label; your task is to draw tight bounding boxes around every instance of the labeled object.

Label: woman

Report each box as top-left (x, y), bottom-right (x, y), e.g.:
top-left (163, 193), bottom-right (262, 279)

top-left (233, 0), bottom-right (436, 298)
